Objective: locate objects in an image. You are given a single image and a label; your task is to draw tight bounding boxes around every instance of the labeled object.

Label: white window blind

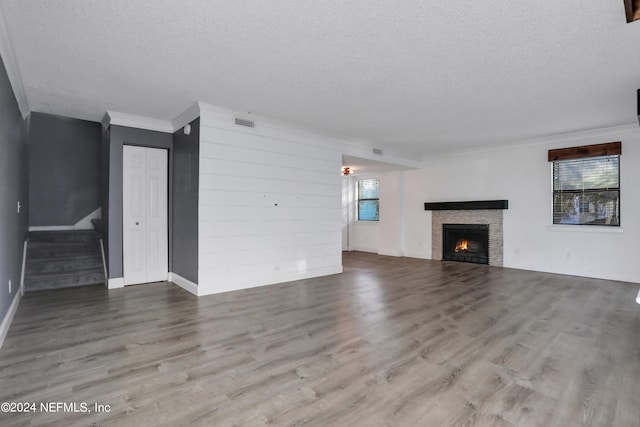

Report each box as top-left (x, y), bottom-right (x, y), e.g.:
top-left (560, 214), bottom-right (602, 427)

top-left (552, 155), bottom-right (620, 226)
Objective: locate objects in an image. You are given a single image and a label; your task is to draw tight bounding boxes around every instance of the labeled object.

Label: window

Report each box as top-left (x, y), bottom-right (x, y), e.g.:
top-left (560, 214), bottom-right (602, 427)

top-left (357, 179), bottom-right (379, 221)
top-left (552, 155), bottom-right (620, 226)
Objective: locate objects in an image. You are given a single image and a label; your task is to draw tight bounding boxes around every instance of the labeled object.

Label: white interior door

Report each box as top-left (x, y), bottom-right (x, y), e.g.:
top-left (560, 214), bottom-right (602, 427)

top-left (123, 145), bottom-right (168, 285)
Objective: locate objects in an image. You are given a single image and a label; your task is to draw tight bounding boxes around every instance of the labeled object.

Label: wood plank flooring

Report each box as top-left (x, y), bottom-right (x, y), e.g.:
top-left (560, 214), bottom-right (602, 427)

top-left (1, 252), bottom-right (639, 426)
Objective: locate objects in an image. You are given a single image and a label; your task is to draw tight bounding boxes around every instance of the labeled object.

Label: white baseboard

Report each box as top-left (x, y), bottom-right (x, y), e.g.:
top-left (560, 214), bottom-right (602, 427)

top-left (20, 239), bottom-right (27, 296)
top-left (378, 249), bottom-right (403, 257)
top-left (349, 246), bottom-right (378, 254)
top-left (0, 291), bottom-right (21, 350)
top-left (197, 265), bottom-right (343, 296)
top-left (99, 239), bottom-right (108, 287)
top-left (74, 207), bottom-right (101, 230)
top-left (29, 225), bottom-right (76, 231)
top-left (402, 250), bottom-right (430, 260)
top-left (168, 272), bottom-right (198, 296)
top-left (29, 207), bottom-right (102, 232)
top-left (107, 277), bottom-right (124, 289)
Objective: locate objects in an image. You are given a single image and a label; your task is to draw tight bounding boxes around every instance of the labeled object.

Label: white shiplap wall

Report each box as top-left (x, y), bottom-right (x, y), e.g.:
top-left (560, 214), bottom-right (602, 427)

top-left (198, 106), bottom-right (343, 295)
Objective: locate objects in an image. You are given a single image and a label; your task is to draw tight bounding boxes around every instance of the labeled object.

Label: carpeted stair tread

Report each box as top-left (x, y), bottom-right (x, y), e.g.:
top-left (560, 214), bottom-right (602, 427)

top-left (28, 243), bottom-right (100, 259)
top-left (25, 230), bottom-right (105, 292)
top-left (29, 230), bottom-right (99, 243)
top-left (26, 270), bottom-right (106, 291)
top-left (26, 257), bottom-right (103, 274)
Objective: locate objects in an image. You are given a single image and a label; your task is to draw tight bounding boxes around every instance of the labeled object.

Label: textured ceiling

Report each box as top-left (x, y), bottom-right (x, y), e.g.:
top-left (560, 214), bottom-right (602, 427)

top-left (2, 0), bottom-right (640, 158)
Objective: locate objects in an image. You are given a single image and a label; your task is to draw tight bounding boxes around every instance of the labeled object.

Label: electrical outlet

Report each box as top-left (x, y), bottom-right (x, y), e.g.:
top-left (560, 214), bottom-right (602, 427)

top-left (8, 280), bottom-right (11, 293)
top-left (17, 201), bottom-right (21, 214)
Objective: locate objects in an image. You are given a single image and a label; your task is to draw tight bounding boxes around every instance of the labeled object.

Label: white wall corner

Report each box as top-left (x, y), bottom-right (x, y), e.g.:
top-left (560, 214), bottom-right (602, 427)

top-left (106, 111), bottom-right (174, 133)
top-left (171, 103), bottom-right (201, 132)
top-left (107, 277), bottom-right (124, 289)
top-left (0, 3), bottom-right (29, 118)
top-left (0, 291), bottom-right (21, 350)
top-left (168, 272), bottom-right (198, 296)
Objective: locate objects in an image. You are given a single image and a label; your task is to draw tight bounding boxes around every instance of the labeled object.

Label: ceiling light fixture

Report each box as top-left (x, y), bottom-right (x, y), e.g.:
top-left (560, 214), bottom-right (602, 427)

top-left (342, 167), bottom-right (353, 176)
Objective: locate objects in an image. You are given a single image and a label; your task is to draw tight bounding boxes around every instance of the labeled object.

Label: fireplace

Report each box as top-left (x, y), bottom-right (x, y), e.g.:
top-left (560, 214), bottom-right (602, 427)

top-left (442, 224), bottom-right (489, 265)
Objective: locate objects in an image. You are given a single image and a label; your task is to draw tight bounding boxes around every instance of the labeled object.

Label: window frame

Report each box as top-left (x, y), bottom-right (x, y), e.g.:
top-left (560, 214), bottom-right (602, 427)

top-left (551, 154), bottom-right (621, 227)
top-left (356, 178), bottom-right (380, 222)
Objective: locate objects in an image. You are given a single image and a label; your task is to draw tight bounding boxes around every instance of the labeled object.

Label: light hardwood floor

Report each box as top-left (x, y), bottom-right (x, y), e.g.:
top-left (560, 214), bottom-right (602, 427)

top-left (1, 252), bottom-right (639, 426)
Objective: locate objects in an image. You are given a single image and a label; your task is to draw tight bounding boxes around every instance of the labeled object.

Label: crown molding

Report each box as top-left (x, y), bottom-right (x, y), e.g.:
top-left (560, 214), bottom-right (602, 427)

top-left (422, 123), bottom-right (640, 163)
top-left (0, 3), bottom-right (29, 118)
top-left (171, 103), bottom-right (200, 132)
top-left (105, 111), bottom-right (173, 133)
top-left (196, 101), bottom-right (421, 170)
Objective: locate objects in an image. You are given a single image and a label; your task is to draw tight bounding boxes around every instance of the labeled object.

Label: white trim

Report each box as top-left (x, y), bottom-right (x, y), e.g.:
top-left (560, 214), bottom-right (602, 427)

top-left (105, 111), bottom-right (174, 133)
top-left (171, 103), bottom-right (200, 132)
top-left (20, 239), bottom-right (27, 296)
top-left (0, 3), bottom-right (28, 118)
top-left (197, 102), bottom-right (422, 170)
top-left (73, 207), bottom-right (101, 230)
top-left (197, 266), bottom-right (343, 297)
top-left (0, 291), bottom-right (21, 350)
top-left (29, 207), bottom-right (102, 232)
top-left (402, 251), bottom-right (429, 260)
top-left (29, 225), bottom-right (75, 232)
top-left (168, 272), bottom-right (198, 296)
top-left (378, 249), bottom-right (403, 257)
top-left (423, 124), bottom-right (640, 162)
top-left (636, 288), bottom-right (640, 305)
top-left (99, 239), bottom-right (108, 288)
top-left (101, 112), bottom-right (111, 130)
top-left (547, 225), bottom-right (624, 234)
top-left (107, 277), bottom-right (124, 289)
top-left (350, 246), bottom-right (379, 254)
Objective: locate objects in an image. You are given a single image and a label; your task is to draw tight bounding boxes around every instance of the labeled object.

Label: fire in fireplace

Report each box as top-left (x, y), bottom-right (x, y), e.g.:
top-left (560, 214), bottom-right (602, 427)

top-left (442, 224), bottom-right (489, 265)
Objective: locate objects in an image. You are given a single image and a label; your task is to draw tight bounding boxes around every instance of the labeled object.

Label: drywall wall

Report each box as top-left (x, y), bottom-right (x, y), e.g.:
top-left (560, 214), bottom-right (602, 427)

top-left (0, 54), bottom-right (28, 335)
top-left (28, 112), bottom-right (101, 227)
top-left (341, 176), bottom-right (352, 251)
top-left (378, 171), bottom-right (404, 257)
top-left (404, 125), bottom-right (640, 283)
top-left (171, 118), bottom-right (199, 284)
top-left (197, 105), bottom-right (342, 295)
top-left (106, 125), bottom-right (172, 279)
top-left (100, 125), bottom-right (110, 266)
top-left (346, 175), bottom-right (380, 253)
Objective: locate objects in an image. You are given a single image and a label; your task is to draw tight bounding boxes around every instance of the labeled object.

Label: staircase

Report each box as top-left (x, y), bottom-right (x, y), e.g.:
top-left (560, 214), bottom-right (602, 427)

top-left (25, 231), bottom-right (105, 292)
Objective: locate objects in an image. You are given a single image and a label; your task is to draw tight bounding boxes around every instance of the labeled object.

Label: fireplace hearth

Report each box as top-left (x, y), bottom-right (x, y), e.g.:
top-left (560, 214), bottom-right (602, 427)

top-left (442, 224), bottom-right (489, 265)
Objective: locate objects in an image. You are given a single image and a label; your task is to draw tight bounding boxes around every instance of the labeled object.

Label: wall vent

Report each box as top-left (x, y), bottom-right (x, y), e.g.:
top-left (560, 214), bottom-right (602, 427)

top-left (373, 148), bottom-right (383, 155)
top-left (234, 118), bottom-right (255, 128)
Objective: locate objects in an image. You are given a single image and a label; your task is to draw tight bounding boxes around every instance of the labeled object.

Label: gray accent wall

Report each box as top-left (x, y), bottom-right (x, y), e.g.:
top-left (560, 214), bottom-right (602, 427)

top-left (106, 125), bottom-right (172, 279)
top-left (0, 55), bottom-right (28, 324)
top-left (28, 113), bottom-right (101, 226)
top-left (171, 118), bottom-right (199, 283)
top-left (100, 125), bottom-right (111, 267)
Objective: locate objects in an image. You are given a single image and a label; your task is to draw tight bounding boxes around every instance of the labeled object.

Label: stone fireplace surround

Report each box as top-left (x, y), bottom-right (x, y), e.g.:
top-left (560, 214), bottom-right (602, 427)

top-left (425, 201), bottom-right (507, 267)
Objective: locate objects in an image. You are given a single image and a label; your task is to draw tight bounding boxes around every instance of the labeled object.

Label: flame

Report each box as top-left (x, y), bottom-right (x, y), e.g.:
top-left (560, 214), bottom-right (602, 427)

top-left (454, 239), bottom-right (469, 252)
